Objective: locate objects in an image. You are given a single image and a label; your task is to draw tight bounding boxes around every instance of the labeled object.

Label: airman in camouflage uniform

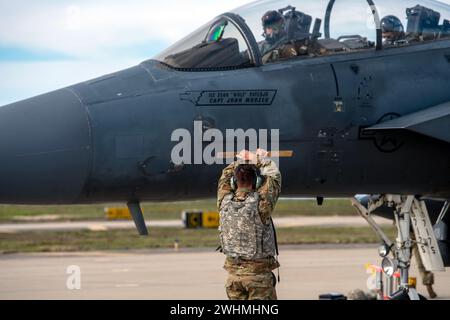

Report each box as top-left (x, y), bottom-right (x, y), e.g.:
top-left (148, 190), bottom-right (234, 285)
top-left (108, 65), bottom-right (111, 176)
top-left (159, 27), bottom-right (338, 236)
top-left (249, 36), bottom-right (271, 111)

top-left (217, 150), bottom-right (282, 300)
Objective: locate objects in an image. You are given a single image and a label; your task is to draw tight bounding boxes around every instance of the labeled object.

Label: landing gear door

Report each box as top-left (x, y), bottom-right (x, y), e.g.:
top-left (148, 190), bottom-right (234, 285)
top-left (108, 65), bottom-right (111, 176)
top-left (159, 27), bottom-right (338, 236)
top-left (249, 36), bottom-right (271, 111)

top-left (411, 200), bottom-right (445, 271)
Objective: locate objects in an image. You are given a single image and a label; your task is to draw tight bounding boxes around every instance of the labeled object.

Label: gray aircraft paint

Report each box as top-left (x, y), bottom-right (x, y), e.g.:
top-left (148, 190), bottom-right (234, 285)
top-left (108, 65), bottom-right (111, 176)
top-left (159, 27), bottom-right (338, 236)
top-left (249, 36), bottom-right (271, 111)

top-left (0, 0), bottom-right (449, 245)
top-left (2, 40), bottom-right (449, 204)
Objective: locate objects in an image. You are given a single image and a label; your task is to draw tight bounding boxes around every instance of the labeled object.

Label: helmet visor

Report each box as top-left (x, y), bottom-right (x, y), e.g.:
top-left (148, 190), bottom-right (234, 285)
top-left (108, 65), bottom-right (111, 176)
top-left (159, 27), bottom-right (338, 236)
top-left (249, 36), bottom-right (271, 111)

top-left (265, 20), bottom-right (284, 31)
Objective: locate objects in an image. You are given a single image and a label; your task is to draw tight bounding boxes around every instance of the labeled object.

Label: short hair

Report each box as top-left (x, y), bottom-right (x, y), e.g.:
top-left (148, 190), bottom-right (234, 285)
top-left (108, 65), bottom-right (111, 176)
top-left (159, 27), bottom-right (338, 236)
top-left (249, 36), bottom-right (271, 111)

top-left (234, 165), bottom-right (257, 188)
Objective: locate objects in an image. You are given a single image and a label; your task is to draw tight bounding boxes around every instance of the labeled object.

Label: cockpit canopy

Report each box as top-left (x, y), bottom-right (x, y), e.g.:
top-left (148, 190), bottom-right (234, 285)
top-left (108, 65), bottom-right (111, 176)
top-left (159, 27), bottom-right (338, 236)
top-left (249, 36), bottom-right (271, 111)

top-left (154, 0), bottom-right (450, 70)
top-left (160, 16), bottom-right (254, 70)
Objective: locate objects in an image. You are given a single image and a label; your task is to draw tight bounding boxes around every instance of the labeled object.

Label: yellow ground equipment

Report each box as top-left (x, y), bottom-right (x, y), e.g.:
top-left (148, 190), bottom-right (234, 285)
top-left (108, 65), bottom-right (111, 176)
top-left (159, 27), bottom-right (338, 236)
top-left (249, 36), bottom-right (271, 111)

top-left (105, 207), bottom-right (132, 220)
top-left (182, 210), bottom-right (220, 229)
top-left (202, 211), bottom-right (220, 228)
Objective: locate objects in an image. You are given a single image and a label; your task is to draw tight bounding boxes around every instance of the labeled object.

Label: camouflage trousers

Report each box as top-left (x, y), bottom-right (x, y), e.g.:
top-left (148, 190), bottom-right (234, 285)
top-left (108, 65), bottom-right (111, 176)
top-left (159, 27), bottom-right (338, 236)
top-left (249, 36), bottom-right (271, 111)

top-left (225, 272), bottom-right (277, 300)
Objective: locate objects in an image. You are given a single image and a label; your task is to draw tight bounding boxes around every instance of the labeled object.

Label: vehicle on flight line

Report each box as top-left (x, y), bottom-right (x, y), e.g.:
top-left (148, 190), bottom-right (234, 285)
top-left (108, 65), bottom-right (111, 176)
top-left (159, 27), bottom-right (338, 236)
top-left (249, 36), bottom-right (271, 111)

top-left (0, 0), bottom-right (449, 300)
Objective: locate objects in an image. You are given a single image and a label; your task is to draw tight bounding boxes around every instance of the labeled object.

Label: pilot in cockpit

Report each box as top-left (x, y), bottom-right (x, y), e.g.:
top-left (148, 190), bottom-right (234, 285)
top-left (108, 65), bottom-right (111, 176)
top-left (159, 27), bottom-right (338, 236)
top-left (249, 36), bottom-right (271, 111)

top-left (259, 10), bottom-right (298, 64)
top-left (381, 15), bottom-right (406, 45)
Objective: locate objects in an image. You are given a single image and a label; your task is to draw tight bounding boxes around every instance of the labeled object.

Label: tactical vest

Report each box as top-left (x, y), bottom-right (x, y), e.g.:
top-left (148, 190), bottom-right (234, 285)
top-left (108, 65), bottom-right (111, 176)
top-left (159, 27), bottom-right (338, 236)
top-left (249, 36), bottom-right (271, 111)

top-left (219, 192), bottom-right (276, 259)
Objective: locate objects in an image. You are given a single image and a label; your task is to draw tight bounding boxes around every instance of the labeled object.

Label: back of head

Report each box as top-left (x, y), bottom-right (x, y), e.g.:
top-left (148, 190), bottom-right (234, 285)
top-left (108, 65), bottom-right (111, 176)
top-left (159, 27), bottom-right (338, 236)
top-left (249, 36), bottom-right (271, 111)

top-left (234, 165), bottom-right (257, 190)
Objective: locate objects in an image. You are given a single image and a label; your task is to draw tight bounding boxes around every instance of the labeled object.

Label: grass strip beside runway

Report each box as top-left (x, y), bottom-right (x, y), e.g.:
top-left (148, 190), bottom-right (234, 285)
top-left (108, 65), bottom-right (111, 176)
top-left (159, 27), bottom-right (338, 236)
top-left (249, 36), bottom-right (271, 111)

top-left (0, 199), bottom-right (357, 223)
top-left (0, 226), bottom-right (396, 254)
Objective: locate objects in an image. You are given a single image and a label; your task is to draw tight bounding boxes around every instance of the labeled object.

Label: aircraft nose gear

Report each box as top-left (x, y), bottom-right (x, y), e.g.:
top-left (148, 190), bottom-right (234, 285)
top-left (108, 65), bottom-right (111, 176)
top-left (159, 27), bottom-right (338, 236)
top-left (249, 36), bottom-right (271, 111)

top-left (351, 195), bottom-right (445, 300)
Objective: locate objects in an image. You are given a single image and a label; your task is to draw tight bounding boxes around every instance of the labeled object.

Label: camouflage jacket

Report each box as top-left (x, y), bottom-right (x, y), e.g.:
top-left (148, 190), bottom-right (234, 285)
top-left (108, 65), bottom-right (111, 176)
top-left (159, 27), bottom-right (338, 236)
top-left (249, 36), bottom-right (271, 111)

top-left (219, 192), bottom-right (276, 260)
top-left (217, 159), bottom-right (282, 274)
top-left (223, 256), bottom-right (280, 275)
top-left (217, 159), bottom-right (282, 224)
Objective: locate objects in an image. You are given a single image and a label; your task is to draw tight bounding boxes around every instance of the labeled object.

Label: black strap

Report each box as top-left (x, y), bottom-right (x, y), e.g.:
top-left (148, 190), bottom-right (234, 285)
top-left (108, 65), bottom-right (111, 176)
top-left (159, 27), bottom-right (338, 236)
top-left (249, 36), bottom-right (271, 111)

top-left (270, 217), bottom-right (279, 256)
top-left (270, 217), bottom-right (281, 283)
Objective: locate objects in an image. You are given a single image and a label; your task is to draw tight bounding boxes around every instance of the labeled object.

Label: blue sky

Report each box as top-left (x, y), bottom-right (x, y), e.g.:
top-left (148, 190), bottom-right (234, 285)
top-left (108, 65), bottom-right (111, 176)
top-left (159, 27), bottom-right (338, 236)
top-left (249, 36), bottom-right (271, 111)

top-left (0, 0), bottom-right (250, 106)
top-left (1, 0), bottom-right (449, 106)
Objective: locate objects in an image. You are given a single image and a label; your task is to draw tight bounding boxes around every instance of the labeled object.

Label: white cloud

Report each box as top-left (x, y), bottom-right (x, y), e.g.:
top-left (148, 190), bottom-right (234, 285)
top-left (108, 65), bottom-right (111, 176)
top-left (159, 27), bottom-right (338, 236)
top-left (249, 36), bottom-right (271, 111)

top-left (0, 59), bottom-right (139, 106)
top-left (0, 0), bottom-right (251, 59)
top-left (1, 0), bottom-right (450, 106)
top-left (1, 0), bottom-right (449, 59)
top-left (0, 0), bottom-right (251, 105)
top-left (2, 0), bottom-right (450, 57)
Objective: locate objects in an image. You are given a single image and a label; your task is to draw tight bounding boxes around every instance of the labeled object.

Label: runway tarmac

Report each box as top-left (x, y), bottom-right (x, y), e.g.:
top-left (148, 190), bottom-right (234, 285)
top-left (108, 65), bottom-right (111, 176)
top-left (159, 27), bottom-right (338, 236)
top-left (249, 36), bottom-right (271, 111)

top-left (0, 244), bottom-right (449, 300)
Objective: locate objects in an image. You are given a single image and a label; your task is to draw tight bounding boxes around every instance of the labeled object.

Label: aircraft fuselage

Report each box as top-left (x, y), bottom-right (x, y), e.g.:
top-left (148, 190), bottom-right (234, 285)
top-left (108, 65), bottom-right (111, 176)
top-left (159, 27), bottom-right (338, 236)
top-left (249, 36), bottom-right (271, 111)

top-left (0, 40), bottom-right (449, 204)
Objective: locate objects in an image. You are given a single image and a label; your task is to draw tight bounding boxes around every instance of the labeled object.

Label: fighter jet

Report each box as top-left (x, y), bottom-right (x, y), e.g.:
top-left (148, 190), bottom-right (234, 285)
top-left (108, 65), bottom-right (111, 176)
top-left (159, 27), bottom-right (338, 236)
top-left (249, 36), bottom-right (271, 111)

top-left (0, 0), bottom-right (449, 299)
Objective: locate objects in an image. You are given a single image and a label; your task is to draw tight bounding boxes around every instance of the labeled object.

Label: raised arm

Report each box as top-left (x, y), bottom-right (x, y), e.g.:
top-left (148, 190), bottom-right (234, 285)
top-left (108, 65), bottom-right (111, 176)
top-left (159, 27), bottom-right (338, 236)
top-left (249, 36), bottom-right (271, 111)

top-left (257, 159), bottom-right (282, 224)
top-left (217, 162), bottom-right (236, 210)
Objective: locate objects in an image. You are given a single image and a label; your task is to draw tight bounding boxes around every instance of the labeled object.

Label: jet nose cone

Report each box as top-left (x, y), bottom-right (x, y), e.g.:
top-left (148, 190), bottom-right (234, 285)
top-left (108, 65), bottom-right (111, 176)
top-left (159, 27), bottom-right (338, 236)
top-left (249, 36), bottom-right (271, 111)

top-left (0, 89), bottom-right (92, 204)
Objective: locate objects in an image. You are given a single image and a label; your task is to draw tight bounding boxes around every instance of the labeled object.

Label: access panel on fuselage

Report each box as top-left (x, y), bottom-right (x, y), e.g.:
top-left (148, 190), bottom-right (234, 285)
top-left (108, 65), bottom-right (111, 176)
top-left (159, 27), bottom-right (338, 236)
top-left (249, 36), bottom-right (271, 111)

top-left (331, 41), bottom-right (450, 194)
